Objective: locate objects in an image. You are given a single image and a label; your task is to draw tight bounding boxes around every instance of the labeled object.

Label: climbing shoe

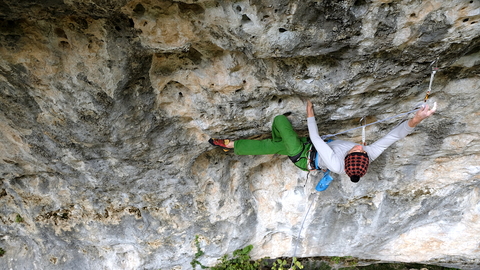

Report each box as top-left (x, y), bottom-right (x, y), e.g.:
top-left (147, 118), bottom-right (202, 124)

top-left (208, 138), bottom-right (231, 152)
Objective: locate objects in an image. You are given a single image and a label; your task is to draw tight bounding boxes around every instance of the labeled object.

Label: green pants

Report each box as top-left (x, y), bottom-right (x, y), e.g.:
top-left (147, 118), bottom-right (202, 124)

top-left (234, 115), bottom-right (311, 171)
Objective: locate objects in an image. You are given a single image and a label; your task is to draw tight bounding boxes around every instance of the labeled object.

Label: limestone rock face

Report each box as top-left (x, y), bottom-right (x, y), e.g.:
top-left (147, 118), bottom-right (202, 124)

top-left (1, 0), bottom-right (479, 269)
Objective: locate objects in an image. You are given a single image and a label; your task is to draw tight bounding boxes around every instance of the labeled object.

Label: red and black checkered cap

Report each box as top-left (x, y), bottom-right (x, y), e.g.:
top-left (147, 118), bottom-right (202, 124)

top-left (344, 152), bottom-right (370, 180)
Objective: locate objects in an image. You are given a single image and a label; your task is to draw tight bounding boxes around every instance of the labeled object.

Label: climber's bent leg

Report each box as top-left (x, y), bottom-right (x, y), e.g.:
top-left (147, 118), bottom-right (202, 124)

top-left (234, 115), bottom-right (303, 156)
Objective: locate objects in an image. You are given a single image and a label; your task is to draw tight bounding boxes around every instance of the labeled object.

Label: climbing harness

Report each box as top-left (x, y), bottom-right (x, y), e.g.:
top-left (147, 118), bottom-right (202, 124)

top-left (289, 138), bottom-right (314, 172)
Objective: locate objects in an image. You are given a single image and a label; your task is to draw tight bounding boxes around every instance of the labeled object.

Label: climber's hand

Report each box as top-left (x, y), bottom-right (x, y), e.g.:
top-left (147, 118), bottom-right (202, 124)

top-left (417, 102), bottom-right (437, 120)
top-left (306, 100), bottom-right (314, 118)
top-left (409, 102), bottom-right (437, 127)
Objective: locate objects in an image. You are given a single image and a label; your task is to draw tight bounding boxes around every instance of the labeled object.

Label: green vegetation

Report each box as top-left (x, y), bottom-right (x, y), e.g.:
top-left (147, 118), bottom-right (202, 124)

top-left (272, 257), bottom-right (303, 270)
top-left (191, 235), bottom-right (303, 270)
top-left (190, 235), bottom-right (460, 270)
top-left (344, 263), bottom-right (460, 270)
top-left (331, 256), bottom-right (341, 264)
top-left (328, 256), bottom-right (358, 267)
top-left (211, 245), bottom-right (263, 270)
top-left (15, 214), bottom-right (24, 223)
top-left (191, 235), bottom-right (208, 269)
top-left (0, 247), bottom-right (5, 257)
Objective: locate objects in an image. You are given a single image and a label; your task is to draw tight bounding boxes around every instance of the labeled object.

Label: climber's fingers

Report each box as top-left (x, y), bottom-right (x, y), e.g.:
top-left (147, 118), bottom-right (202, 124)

top-left (415, 102), bottom-right (437, 120)
top-left (431, 102), bottom-right (437, 113)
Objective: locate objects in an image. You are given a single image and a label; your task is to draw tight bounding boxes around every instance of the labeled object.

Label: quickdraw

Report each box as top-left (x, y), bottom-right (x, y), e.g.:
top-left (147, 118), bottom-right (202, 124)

top-left (424, 58), bottom-right (439, 103)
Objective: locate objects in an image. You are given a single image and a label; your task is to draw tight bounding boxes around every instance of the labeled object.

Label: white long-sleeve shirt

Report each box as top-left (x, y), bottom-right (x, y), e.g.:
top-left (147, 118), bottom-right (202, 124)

top-left (307, 117), bottom-right (415, 174)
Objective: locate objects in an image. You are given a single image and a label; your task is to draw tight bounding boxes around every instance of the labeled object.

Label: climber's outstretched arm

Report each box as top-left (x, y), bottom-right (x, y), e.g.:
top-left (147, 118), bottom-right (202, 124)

top-left (367, 102), bottom-right (437, 160)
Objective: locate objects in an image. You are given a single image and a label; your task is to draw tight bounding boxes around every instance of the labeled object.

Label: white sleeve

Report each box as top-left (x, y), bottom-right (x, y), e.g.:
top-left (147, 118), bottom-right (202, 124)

top-left (307, 117), bottom-right (343, 173)
top-left (365, 121), bottom-right (415, 161)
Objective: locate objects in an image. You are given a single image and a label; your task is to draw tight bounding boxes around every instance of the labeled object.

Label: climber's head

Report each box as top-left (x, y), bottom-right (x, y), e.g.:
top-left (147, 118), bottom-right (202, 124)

top-left (344, 146), bottom-right (369, 182)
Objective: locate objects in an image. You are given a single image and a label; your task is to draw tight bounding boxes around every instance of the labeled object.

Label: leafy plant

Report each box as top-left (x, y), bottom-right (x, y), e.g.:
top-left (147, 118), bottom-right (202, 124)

top-left (191, 235), bottom-right (208, 269)
top-left (211, 245), bottom-right (261, 270)
top-left (190, 236), bottom-right (303, 270)
top-left (272, 257), bottom-right (303, 270)
top-left (0, 248), bottom-right (5, 257)
top-left (272, 258), bottom-right (288, 270)
top-left (329, 256), bottom-right (358, 267)
top-left (15, 214), bottom-right (23, 223)
top-left (291, 257), bottom-right (304, 270)
top-left (331, 256), bottom-right (342, 264)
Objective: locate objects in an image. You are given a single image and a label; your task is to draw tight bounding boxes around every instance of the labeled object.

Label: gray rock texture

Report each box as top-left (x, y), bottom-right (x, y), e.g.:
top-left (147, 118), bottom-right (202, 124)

top-left (0, 0), bottom-right (479, 269)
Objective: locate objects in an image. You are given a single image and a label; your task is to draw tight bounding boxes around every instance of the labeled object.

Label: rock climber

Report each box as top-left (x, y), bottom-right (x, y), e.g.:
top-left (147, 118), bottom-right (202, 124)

top-left (209, 100), bottom-right (436, 183)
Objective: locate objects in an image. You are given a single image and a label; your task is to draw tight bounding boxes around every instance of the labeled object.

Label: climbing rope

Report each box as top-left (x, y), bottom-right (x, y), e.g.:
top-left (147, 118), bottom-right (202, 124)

top-left (291, 193), bottom-right (317, 268)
